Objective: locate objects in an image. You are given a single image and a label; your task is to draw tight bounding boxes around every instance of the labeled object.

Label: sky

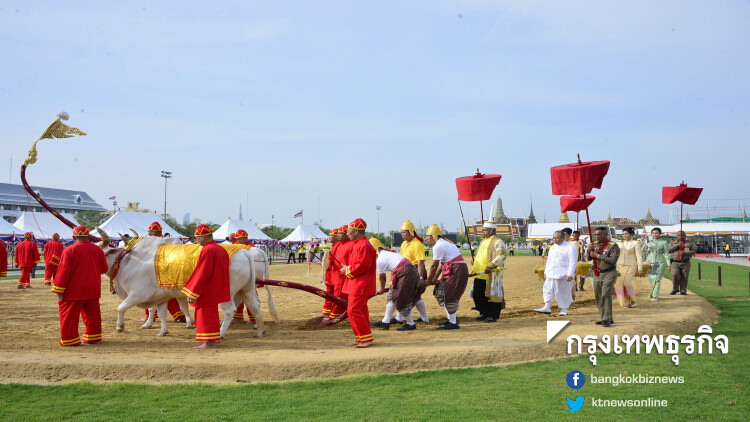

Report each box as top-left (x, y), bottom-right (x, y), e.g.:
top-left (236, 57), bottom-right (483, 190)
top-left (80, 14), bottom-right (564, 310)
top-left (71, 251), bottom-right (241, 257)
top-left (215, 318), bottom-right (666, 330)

top-left (1, 1), bottom-right (748, 233)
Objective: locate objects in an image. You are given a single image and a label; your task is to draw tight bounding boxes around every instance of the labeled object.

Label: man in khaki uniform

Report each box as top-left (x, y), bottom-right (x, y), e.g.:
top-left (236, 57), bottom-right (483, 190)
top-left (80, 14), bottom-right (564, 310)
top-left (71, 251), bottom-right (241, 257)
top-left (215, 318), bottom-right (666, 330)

top-left (587, 227), bottom-right (620, 327)
top-left (668, 231), bottom-right (696, 295)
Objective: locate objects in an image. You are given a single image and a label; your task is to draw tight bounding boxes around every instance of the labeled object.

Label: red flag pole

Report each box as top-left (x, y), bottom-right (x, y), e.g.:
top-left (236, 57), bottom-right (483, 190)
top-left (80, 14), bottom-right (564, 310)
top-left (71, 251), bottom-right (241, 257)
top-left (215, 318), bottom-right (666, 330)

top-left (583, 193), bottom-right (593, 240)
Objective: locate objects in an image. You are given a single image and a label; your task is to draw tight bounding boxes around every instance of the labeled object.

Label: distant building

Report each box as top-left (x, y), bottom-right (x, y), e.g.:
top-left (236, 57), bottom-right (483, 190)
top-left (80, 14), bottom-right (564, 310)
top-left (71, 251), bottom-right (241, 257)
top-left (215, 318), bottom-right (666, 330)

top-left (103, 201), bottom-right (154, 216)
top-left (0, 182), bottom-right (105, 223)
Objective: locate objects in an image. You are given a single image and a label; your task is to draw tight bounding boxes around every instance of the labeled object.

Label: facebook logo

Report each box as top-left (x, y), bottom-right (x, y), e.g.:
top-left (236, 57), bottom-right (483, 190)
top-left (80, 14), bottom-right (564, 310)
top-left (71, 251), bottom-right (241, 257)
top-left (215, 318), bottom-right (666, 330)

top-left (566, 370), bottom-right (585, 389)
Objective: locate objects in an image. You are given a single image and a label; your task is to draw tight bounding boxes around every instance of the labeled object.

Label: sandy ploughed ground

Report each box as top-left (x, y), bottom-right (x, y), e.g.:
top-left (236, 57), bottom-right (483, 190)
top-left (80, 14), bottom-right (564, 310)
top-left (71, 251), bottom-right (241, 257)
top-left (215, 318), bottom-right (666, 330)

top-left (0, 256), bottom-right (717, 384)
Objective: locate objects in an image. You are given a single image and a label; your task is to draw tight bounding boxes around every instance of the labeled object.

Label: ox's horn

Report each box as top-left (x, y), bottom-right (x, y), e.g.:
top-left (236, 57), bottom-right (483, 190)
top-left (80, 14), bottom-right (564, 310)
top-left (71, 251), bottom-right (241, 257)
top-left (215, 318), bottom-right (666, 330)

top-left (96, 228), bottom-right (111, 248)
top-left (130, 228), bottom-right (140, 238)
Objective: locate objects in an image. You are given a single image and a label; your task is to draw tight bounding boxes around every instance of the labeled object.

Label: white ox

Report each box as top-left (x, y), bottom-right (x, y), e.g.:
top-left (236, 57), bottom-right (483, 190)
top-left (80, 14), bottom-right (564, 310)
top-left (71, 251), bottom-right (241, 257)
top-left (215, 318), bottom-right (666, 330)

top-left (100, 234), bottom-right (265, 339)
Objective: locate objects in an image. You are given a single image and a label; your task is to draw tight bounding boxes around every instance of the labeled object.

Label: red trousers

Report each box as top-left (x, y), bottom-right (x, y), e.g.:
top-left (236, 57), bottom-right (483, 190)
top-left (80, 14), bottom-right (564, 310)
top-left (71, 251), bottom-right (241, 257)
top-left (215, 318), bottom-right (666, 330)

top-left (233, 302), bottom-right (256, 322)
top-left (58, 299), bottom-right (101, 346)
top-left (330, 283), bottom-right (348, 319)
top-left (145, 298), bottom-right (184, 320)
top-left (194, 305), bottom-right (221, 342)
top-left (44, 264), bottom-right (58, 284)
top-left (233, 290), bottom-right (260, 322)
top-left (321, 283), bottom-right (335, 316)
top-left (18, 267), bottom-right (32, 287)
top-left (347, 294), bottom-right (373, 344)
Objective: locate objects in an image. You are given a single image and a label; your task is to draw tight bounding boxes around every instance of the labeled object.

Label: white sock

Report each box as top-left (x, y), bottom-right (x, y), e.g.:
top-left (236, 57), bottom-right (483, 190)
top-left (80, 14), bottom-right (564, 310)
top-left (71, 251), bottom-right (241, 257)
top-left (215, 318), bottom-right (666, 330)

top-left (382, 301), bottom-right (396, 323)
top-left (541, 301), bottom-right (551, 311)
top-left (395, 312), bottom-right (404, 322)
top-left (446, 309), bottom-right (457, 324)
top-left (415, 299), bottom-right (429, 322)
top-left (405, 313), bottom-right (415, 325)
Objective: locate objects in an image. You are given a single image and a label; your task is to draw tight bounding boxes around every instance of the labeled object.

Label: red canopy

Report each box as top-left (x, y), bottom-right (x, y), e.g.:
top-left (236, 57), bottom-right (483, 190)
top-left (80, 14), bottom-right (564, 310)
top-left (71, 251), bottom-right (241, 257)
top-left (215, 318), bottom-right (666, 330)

top-left (456, 170), bottom-right (502, 202)
top-left (560, 195), bottom-right (596, 213)
top-left (662, 182), bottom-right (703, 205)
top-left (550, 158), bottom-right (610, 195)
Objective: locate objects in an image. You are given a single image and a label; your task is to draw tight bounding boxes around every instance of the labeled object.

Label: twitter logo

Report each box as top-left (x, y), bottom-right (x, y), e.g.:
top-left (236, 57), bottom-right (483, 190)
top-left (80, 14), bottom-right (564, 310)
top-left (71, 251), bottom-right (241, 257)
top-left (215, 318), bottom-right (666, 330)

top-left (566, 396), bottom-right (585, 413)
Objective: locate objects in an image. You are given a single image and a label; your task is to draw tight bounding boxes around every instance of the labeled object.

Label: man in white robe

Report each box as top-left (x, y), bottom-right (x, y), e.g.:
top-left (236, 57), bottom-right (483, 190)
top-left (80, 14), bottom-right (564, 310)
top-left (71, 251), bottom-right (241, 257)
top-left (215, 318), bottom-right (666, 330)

top-left (534, 231), bottom-right (577, 316)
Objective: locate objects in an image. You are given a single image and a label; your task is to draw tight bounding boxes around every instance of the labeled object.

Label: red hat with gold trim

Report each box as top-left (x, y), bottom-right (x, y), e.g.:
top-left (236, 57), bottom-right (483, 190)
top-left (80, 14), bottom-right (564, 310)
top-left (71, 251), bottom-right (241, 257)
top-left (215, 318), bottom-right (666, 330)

top-left (339, 224), bottom-right (349, 233)
top-left (52, 233), bottom-right (60, 240)
top-left (73, 226), bottom-right (90, 237)
top-left (229, 232), bottom-right (237, 239)
top-left (24, 232), bottom-right (33, 238)
top-left (348, 218), bottom-right (367, 231)
top-left (148, 222), bottom-right (162, 232)
top-left (235, 229), bottom-right (248, 238)
top-left (329, 228), bottom-right (339, 235)
top-left (194, 224), bottom-right (213, 236)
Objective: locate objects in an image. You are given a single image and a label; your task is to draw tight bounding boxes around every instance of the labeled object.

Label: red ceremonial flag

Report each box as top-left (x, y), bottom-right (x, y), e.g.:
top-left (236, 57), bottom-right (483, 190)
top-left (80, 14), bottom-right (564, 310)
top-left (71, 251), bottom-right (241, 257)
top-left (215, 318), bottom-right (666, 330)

top-left (455, 170), bottom-right (502, 202)
top-left (662, 182), bottom-right (703, 205)
top-left (560, 195), bottom-right (596, 213)
top-left (550, 159), bottom-right (610, 196)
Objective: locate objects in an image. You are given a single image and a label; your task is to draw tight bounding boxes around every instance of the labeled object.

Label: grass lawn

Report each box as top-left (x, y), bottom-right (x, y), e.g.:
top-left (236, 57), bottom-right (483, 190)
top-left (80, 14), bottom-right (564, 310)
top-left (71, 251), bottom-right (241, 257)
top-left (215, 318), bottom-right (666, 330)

top-left (1, 260), bottom-right (747, 421)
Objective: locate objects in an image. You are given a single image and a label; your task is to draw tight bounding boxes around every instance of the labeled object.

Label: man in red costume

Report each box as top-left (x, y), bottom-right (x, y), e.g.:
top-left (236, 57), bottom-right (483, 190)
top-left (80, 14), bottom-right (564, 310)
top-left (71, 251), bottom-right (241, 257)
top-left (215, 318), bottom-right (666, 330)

top-left (341, 218), bottom-right (377, 347)
top-left (50, 226), bottom-right (108, 346)
top-left (0, 237), bottom-right (7, 278)
top-left (329, 224), bottom-right (351, 320)
top-left (317, 228), bottom-right (339, 318)
top-left (141, 221), bottom-right (186, 322)
top-left (181, 224), bottom-right (230, 349)
top-left (232, 229), bottom-right (258, 324)
top-left (44, 233), bottom-right (64, 286)
top-left (15, 232), bottom-right (40, 289)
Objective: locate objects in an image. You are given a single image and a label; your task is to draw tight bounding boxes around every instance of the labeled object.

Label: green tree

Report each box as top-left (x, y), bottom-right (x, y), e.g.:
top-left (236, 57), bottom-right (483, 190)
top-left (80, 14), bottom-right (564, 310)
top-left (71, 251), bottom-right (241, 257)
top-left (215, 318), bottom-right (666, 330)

top-left (261, 226), bottom-right (294, 240)
top-left (76, 210), bottom-right (107, 230)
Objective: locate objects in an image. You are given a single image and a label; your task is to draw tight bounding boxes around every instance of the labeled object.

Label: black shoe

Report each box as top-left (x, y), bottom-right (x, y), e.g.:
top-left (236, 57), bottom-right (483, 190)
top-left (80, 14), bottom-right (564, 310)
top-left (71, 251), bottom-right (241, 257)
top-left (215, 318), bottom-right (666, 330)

top-left (389, 318), bottom-right (404, 325)
top-left (371, 321), bottom-right (390, 330)
top-left (471, 307), bottom-right (478, 311)
top-left (680, 291), bottom-right (687, 295)
top-left (602, 321), bottom-right (612, 327)
top-left (595, 320), bottom-right (603, 325)
top-left (415, 318), bottom-right (426, 323)
top-left (438, 322), bottom-right (460, 330)
top-left (485, 317), bottom-right (498, 323)
top-left (475, 315), bottom-right (488, 321)
top-left (438, 319), bottom-right (449, 326)
top-left (670, 291), bottom-right (678, 295)
top-left (175, 317), bottom-right (186, 323)
top-left (396, 324), bottom-right (417, 331)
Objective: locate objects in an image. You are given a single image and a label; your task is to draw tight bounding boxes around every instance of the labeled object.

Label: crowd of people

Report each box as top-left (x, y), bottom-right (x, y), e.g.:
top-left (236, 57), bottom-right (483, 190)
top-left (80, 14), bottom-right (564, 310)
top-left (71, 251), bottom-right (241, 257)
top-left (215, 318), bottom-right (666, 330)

top-left (534, 226), bottom-right (698, 327)
top-left (0, 218), bottom-right (711, 349)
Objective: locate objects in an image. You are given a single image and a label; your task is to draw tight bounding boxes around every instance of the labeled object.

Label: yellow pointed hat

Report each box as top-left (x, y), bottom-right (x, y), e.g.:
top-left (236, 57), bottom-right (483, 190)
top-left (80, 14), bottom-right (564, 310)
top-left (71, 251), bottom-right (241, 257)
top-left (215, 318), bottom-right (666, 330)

top-left (426, 224), bottom-right (442, 236)
top-left (400, 220), bottom-right (416, 232)
top-left (369, 237), bottom-right (384, 249)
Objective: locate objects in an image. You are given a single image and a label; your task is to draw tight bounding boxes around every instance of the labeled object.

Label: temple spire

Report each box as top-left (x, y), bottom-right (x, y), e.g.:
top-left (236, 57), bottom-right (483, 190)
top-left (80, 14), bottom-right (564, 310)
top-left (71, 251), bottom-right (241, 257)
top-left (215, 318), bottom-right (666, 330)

top-left (527, 196), bottom-right (537, 224)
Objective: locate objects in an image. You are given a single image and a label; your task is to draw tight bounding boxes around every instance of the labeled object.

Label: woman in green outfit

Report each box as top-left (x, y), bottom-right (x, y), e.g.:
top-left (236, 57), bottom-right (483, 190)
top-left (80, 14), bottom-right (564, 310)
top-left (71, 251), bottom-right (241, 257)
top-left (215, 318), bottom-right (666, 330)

top-left (642, 227), bottom-right (670, 301)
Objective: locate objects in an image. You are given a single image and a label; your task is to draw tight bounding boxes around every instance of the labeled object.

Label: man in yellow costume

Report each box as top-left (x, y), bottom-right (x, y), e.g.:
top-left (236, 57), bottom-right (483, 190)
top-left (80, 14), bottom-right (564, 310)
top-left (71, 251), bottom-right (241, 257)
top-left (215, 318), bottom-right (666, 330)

top-left (470, 221), bottom-right (507, 322)
top-left (385, 220), bottom-right (429, 325)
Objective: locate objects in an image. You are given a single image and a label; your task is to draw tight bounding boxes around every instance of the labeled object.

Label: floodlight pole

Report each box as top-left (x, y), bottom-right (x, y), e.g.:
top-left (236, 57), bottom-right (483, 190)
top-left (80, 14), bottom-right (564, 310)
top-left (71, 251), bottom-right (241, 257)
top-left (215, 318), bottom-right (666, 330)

top-left (376, 205), bottom-right (381, 233)
top-left (161, 170), bottom-right (172, 219)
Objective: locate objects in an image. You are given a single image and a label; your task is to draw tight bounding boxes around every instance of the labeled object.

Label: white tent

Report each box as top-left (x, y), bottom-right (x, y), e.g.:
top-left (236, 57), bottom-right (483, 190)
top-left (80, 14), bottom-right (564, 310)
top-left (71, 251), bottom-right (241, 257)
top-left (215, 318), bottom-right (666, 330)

top-left (98, 211), bottom-right (185, 239)
top-left (280, 224), bottom-right (329, 243)
top-left (0, 218), bottom-right (24, 236)
top-left (213, 218), bottom-right (273, 242)
top-left (644, 223), bottom-right (750, 236)
top-left (526, 223), bottom-right (579, 240)
top-left (13, 211), bottom-right (80, 240)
